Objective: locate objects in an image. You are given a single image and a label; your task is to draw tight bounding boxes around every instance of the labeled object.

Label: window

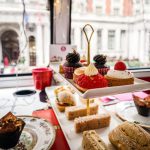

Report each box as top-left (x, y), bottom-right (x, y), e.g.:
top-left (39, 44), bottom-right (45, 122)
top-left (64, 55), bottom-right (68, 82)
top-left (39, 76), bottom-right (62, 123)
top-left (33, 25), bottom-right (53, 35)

top-left (108, 30), bottom-right (115, 50)
top-left (71, 0), bottom-right (150, 68)
top-left (29, 36), bottom-right (36, 66)
top-left (120, 30), bottom-right (126, 51)
top-left (135, 9), bottom-right (140, 15)
top-left (97, 30), bottom-right (102, 50)
top-left (1, 30), bottom-right (19, 67)
top-left (113, 8), bottom-right (119, 15)
top-left (145, 0), bottom-right (150, 4)
top-left (0, 0), bottom-right (50, 75)
top-left (71, 28), bottom-right (74, 45)
top-left (95, 6), bottom-right (102, 15)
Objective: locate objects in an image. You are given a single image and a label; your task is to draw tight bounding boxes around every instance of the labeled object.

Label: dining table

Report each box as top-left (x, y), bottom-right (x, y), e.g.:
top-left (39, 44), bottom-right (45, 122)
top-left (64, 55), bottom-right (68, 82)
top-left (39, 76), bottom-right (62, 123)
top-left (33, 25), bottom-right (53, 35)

top-left (0, 85), bottom-right (149, 150)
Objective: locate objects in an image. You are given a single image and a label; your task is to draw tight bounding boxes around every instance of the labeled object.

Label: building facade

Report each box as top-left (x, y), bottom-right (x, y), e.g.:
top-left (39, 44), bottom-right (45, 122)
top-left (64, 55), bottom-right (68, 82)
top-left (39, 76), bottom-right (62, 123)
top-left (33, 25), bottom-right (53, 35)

top-left (71, 0), bottom-right (150, 65)
top-left (0, 0), bottom-right (150, 74)
top-left (0, 0), bottom-right (50, 70)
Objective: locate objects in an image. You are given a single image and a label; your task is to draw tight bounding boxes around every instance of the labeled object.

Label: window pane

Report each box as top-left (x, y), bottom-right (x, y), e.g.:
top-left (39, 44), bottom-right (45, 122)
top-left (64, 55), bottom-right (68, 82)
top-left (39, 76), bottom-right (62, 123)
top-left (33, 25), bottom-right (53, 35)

top-left (71, 0), bottom-right (150, 68)
top-left (0, 0), bottom-right (50, 75)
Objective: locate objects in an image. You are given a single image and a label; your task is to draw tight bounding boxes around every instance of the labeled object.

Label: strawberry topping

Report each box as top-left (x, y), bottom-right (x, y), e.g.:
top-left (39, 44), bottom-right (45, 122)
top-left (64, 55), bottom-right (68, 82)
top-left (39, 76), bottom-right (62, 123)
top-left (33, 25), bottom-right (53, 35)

top-left (114, 61), bottom-right (126, 71)
top-left (76, 74), bottom-right (108, 89)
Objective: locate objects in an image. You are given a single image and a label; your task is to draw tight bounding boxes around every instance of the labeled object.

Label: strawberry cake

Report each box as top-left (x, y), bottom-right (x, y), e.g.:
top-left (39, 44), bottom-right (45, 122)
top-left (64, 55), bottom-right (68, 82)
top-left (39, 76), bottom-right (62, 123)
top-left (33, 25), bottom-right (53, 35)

top-left (73, 63), bottom-right (108, 92)
top-left (105, 61), bottom-right (134, 86)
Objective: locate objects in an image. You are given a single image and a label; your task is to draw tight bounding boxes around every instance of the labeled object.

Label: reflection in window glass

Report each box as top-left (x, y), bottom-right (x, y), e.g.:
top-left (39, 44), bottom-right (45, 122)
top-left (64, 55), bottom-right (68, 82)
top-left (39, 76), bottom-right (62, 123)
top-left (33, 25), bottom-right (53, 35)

top-left (97, 30), bottom-right (102, 50)
top-left (0, 0), bottom-right (50, 74)
top-left (71, 0), bottom-right (150, 68)
top-left (96, 6), bottom-right (102, 15)
top-left (145, 0), bottom-right (150, 4)
top-left (108, 30), bottom-right (115, 50)
top-left (29, 36), bottom-right (36, 66)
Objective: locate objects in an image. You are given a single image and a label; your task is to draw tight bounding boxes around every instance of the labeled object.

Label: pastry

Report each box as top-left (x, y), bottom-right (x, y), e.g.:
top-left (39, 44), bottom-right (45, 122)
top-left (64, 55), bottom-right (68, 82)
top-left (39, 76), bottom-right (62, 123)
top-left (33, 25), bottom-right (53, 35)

top-left (93, 54), bottom-right (110, 76)
top-left (0, 112), bottom-right (25, 149)
top-left (74, 114), bottom-right (111, 133)
top-left (54, 86), bottom-right (74, 97)
top-left (63, 49), bottom-right (82, 79)
top-left (82, 130), bottom-right (108, 150)
top-left (133, 94), bottom-right (150, 116)
top-left (65, 103), bottom-right (98, 120)
top-left (74, 63), bottom-right (108, 92)
top-left (56, 90), bottom-right (76, 112)
top-left (73, 66), bottom-right (86, 83)
top-left (109, 121), bottom-right (150, 150)
top-left (105, 61), bottom-right (134, 86)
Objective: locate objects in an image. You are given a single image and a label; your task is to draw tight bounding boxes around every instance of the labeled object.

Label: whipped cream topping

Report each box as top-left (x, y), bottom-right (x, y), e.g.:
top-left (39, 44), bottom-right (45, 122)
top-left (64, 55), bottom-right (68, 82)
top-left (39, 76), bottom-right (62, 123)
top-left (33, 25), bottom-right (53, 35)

top-left (107, 69), bottom-right (134, 79)
top-left (58, 91), bottom-right (74, 102)
top-left (84, 63), bottom-right (98, 76)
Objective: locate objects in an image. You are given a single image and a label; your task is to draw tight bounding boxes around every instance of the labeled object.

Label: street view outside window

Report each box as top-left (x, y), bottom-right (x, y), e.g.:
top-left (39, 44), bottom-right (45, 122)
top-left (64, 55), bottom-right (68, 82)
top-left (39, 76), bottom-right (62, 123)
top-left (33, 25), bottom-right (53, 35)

top-left (0, 0), bottom-right (150, 75)
top-left (0, 0), bottom-right (50, 74)
top-left (71, 0), bottom-right (150, 68)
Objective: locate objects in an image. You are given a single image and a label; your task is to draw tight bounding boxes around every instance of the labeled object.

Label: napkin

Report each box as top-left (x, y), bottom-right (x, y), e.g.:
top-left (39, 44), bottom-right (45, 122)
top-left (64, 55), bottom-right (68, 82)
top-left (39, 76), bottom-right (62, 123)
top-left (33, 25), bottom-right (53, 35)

top-left (114, 91), bottom-right (148, 101)
top-left (100, 91), bottom-right (148, 103)
top-left (32, 109), bottom-right (70, 150)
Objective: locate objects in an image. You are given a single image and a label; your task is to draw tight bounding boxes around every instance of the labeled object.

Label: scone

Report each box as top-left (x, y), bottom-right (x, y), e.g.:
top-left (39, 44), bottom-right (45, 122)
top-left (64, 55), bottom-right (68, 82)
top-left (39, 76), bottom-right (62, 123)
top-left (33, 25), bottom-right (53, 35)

top-left (105, 61), bottom-right (134, 86)
top-left (82, 130), bottom-right (108, 150)
top-left (109, 121), bottom-right (150, 150)
top-left (56, 90), bottom-right (76, 112)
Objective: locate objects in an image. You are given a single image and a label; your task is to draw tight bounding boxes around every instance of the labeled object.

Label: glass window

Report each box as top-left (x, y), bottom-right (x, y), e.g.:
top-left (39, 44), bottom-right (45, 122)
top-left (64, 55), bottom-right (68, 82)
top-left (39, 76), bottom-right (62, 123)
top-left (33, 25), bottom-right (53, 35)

top-left (29, 36), bottom-right (36, 66)
top-left (108, 30), bottom-right (115, 50)
top-left (136, 0), bottom-right (140, 4)
top-left (95, 6), bottom-right (102, 15)
top-left (120, 30), bottom-right (126, 51)
top-left (135, 9), bottom-right (140, 14)
top-left (71, 0), bottom-right (150, 68)
top-left (113, 8), bottom-right (119, 15)
top-left (145, 0), bottom-right (150, 4)
top-left (0, 0), bottom-right (50, 75)
top-left (71, 28), bottom-right (74, 45)
top-left (97, 30), bottom-right (102, 50)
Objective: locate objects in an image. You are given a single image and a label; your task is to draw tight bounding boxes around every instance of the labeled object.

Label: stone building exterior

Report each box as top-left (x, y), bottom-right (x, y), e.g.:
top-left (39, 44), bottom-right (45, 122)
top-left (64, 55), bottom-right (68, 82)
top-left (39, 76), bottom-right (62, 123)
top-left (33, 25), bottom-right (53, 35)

top-left (71, 0), bottom-right (150, 65)
top-left (0, 0), bottom-right (150, 74)
top-left (0, 0), bottom-right (50, 69)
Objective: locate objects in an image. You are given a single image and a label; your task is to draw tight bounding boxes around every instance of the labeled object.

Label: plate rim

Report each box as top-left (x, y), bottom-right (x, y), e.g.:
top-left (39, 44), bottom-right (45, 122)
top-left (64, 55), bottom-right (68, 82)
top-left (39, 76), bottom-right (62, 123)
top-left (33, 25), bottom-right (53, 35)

top-left (115, 101), bottom-right (150, 129)
top-left (17, 115), bottom-right (56, 150)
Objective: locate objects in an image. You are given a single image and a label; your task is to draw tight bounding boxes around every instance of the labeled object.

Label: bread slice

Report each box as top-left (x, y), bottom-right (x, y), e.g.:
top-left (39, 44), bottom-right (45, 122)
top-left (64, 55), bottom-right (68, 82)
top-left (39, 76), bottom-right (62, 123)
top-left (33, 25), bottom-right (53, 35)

top-left (65, 103), bottom-right (98, 120)
top-left (82, 130), bottom-right (108, 150)
top-left (74, 114), bottom-right (111, 133)
top-left (109, 121), bottom-right (150, 150)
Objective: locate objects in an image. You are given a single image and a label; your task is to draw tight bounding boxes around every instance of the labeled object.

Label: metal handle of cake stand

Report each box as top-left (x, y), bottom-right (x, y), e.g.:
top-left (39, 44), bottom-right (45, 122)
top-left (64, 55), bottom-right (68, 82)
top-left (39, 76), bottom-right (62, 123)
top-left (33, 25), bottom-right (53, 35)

top-left (83, 24), bottom-right (94, 65)
top-left (83, 24), bottom-right (94, 115)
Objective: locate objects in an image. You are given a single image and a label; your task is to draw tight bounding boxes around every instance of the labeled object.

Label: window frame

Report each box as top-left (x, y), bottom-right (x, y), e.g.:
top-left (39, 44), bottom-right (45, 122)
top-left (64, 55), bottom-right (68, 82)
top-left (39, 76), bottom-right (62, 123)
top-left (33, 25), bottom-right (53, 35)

top-left (0, 0), bottom-right (150, 86)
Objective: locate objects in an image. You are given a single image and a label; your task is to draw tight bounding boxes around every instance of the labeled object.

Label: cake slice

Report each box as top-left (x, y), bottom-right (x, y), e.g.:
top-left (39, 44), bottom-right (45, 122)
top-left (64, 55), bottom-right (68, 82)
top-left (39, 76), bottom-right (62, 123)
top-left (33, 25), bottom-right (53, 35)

top-left (74, 114), bottom-right (111, 133)
top-left (82, 130), bottom-right (108, 150)
top-left (65, 103), bottom-right (98, 120)
top-left (0, 112), bottom-right (25, 149)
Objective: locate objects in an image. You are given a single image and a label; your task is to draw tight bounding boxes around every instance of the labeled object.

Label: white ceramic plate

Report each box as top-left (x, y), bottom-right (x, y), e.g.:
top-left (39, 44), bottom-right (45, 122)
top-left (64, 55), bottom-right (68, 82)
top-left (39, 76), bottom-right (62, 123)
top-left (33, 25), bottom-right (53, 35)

top-left (45, 87), bottom-right (122, 150)
top-left (116, 101), bottom-right (150, 128)
top-left (51, 64), bottom-right (150, 99)
top-left (4, 116), bottom-right (56, 150)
